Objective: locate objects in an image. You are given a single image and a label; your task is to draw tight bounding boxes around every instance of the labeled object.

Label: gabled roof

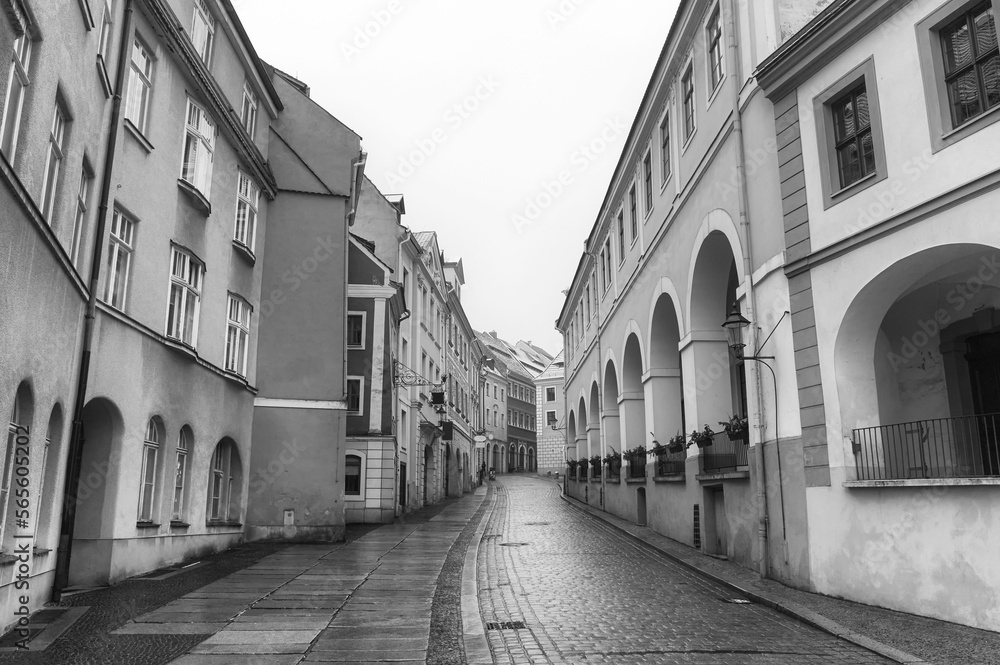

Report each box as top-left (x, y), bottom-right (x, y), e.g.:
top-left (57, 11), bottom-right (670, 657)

top-left (536, 351), bottom-right (565, 382)
top-left (412, 231), bottom-right (436, 248)
top-left (476, 331), bottom-right (533, 382)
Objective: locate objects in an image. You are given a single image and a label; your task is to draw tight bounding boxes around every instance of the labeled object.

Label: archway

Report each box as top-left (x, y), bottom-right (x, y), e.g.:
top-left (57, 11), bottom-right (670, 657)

top-left (527, 447), bottom-right (535, 472)
top-left (577, 397), bottom-right (589, 463)
top-left (518, 445), bottom-right (525, 470)
top-left (621, 333), bottom-right (647, 451)
top-left (567, 411), bottom-right (577, 469)
top-left (423, 443), bottom-right (434, 503)
top-left (603, 360), bottom-right (621, 455)
top-left (588, 382), bottom-right (601, 460)
top-left (4, 381), bottom-right (34, 551)
top-left (37, 403), bottom-right (64, 548)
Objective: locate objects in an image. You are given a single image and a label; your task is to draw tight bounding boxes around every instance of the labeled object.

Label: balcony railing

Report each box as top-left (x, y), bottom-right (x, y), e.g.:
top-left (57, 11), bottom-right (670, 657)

top-left (626, 452), bottom-right (646, 479)
top-left (579, 459), bottom-right (589, 478)
top-left (852, 413), bottom-right (1000, 480)
top-left (591, 461), bottom-right (602, 479)
top-left (701, 431), bottom-right (749, 474)
top-left (655, 451), bottom-right (686, 476)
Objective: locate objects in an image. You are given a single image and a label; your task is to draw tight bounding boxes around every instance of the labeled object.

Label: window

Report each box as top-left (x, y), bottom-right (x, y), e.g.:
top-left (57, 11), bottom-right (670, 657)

top-left (208, 440), bottom-right (239, 522)
top-left (616, 211), bottom-right (625, 260)
top-left (660, 112), bottom-right (672, 183)
top-left (642, 152), bottom-right (652, 213)
top-left (1, 33), bottom-right (31, 161)
top-left (181, 98), bottom-right (215, 197)
top-left (39, 104), bottom-right (67, 224)
top-left (604, 238), bottom-right (613, 288)
top-left (172, 428), bottom-right (190, 521)
top-left (345, 454), bottom-right (361, 495)
top-left (941, 2), bottom-right (999, 127)
top-left (493, 385), bottom-right (497, 399)
top-left (71, 167), bottom-right (93, 267)
top-left (234, 172), bottom-right (259, 251)
top-left (166, 246), bottom-right (204, 346)
top-left (225, 295), bottom-right (251, 377)
top-left (138, 419), bottom-right (160, 523)
top-left (191, 0), bottom-right (215, 66)
top-left (831, 85), bottom-right (875, 189)
top-left (1, 397), bottom-right (24, 545)
top-left (682, 64), bottom-right (695, 140)
top-left (347, 377), bottom-right (363, 415)
top-left (347, 312), bottom-right (365, 349)
top-left (125, 39), bottom-right (152, 134)
top-left (546, 387), bottom-right (555, 402)
top-left (813, 58), bottom-right (887, 207)
top-left (629, 184), bottom-right (638, 240)
top-left (98, 1), bottom-right (113, 62)
top-left (707, 6), bottom-right (724, 91)
top-left (584, 284), bottom-right (590, 321)
top-left (104, 210), bottom-right (134, 310)
top-left (240, 80), bottom-right (258, 137)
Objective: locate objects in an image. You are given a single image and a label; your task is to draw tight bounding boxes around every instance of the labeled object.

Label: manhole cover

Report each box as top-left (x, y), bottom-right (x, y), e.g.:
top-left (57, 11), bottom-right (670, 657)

top-left (485, 621), bottom-right (527, 630)
top-left (499, 542), bottom-right (530, 547)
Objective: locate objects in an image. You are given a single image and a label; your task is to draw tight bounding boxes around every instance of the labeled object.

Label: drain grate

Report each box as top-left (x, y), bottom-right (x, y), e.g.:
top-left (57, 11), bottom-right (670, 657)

top-left (499, 542), bottom-right (530, 547)
top-left (485, 620), bottom-right (527, 630)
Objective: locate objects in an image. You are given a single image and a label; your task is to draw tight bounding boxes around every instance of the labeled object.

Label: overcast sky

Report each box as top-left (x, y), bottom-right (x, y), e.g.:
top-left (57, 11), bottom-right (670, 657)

top-left (235, 0), bottom-right (681, 355)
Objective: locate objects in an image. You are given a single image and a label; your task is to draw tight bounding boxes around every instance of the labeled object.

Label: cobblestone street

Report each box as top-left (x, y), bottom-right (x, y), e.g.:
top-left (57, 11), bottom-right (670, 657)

top-left (479, 476), bottom-right (891, 664)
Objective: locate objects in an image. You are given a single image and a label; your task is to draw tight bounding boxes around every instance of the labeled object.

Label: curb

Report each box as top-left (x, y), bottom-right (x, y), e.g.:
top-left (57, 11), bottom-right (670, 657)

top-left (560, 494), bottom-right (931, 665)
top-left (461, 485), bottom-right (495, 665)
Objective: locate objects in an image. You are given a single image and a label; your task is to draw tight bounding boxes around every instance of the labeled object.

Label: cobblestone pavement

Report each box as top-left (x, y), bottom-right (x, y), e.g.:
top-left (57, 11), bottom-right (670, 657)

top-left (478, 475), bottom-right (893, 664)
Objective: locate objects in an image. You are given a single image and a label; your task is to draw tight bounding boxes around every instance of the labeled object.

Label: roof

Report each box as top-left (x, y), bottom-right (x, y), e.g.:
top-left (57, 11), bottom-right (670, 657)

top-left (535, 351), bottom-right (565, 382)
top-left (412, 231), bottom-right (436, 249)
top-left (476, 331), bottom-right (533, 382)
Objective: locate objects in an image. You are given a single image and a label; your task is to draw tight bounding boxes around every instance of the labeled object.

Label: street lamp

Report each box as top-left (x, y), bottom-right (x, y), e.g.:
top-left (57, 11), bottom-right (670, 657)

top-left (721, 303), bottom-right (752, 360)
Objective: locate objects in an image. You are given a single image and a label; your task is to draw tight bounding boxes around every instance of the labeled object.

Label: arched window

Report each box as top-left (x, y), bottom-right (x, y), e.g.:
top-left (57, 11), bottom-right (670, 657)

top-left (138, 418), bottom-right (162, 522)
top-left (172, 426), bottom-right (192, 522)
top-left (345, 455), bottom-right (362, 496)
top-left (208, 439), bottom-right (241, 523)
top-left (2, 385), bottom-right (32, 544)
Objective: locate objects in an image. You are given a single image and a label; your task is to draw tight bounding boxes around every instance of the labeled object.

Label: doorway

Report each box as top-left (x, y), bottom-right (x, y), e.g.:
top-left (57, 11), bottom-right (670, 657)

top-left (636, 487), bottom-right (647, 527)
top-left (398, 462), bottom-right (407, 512)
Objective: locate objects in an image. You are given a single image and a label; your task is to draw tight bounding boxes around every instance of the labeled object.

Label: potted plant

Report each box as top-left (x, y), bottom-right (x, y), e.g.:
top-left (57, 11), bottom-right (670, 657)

top-left (719, 414), bottom-right (749, 443)
top-left (648, 440), bottom-right (667, 456)
top-left (689, 424), bottom-right (715, 448)
top-left (589, 454), bottom-right (603, 477)
top-left (567, 459), bottom-right (579, 476)
top-left (603, 448), bottom-right (621, 474)
top-left (667, 432), bottom-right (686, 454)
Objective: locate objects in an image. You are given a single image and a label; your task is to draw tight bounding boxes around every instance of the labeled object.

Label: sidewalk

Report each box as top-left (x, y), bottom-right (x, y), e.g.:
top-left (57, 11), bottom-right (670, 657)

top-left (561, 490), bottom-right (1000, 665)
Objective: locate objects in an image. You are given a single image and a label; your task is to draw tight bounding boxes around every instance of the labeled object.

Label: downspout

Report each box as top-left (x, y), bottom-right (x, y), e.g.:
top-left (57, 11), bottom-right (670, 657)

top-left (727, 0), bottom-right (770, 579)
top-left (54, 0), bottom-right (134, 601)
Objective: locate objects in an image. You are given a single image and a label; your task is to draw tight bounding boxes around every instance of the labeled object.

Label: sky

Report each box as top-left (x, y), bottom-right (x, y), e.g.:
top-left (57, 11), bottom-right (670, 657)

top-left (234, 0), bottom-right (682, 355)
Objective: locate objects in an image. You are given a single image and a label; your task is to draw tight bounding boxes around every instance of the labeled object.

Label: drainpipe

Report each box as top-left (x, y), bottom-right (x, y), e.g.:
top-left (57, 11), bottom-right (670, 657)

top-left (53, 0), bottom-right (134, 601)
top-left (727, 0), bottom-right (770, 579)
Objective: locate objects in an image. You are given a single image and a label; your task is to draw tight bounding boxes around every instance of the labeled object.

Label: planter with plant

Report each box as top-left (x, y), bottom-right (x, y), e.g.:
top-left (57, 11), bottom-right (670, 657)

top-left (624, 446), bottom-right (647, 478)
top-left (688, 424), bottom-right (716, 448)
top-left (603, 448), bottom-right (622, 476)
top-left (667, 432), bottom-right (687, 454)
top-left (719, 414), bottom-right (749, 443)
top-left (567, 459), bottom-right (579, 478)
top-left (589, 454), bottom-right (603, 478)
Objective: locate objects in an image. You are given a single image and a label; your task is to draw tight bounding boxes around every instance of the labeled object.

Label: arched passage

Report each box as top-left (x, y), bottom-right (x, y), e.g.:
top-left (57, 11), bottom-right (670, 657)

top-left (577, 397), bottom-right (589, 463)
top-left (649, 293), bottom-right (686, 442)
top-left (566, 410), bottom-right (577, 464)
top-left (837, 243), bottom-right (1000, 479)
top-left (588, 381), bottom-right (601, 459)
top-left (603, 360), bottom-right (622, 455)
top-left (621, 333), bottom-right (647, 451)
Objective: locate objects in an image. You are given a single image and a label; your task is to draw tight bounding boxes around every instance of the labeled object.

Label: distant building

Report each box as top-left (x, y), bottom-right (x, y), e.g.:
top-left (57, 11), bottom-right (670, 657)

top-left (476, 332), bottom-right (509, 473)
top-left (478, 332), bottom-right (538, 471)
top-left (535, 352), bottom-right (565, 475)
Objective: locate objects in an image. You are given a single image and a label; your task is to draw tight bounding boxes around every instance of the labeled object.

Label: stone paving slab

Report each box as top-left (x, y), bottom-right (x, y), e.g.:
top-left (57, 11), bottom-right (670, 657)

top-left (170, 656), bottom-right (303, 665)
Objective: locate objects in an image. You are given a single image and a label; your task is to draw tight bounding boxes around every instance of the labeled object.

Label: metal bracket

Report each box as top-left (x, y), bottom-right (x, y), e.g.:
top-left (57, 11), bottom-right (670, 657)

top-left (393, 360), bottom-right (446, 389)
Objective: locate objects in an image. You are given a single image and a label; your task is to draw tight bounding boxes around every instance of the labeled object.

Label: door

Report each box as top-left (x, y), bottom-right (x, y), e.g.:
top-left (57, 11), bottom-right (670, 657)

top-left (398, 462), bottom-right (407, 511)
top-left (712, 489), bottom-right (728, 556)
top-left (636, 488), bottom-right (647, 527)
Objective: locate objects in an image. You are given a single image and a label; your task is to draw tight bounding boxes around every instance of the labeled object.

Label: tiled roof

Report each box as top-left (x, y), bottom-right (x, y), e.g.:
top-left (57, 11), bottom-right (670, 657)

top-left (535, 351), bottom-right (565, 381)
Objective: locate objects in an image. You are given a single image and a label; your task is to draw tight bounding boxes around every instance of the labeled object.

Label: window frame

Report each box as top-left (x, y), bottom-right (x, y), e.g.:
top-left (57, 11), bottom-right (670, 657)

top-left (346, 311), bottom-right (367, 350)
top-left (180, 97), bottom-right (216, 199)
top-left (225, 294), bottom-right (252, 377)
top-left (234, 171), bottom-right (259, 253)
top-left (706, 4), bottom-right (725, 96)
top-left (40, 103), bottom-right (68, 223)
top-left (616, 209), bottom-right (625, 263)
top-left (165, 245), bottom-right (204, 347)
top-left (345, 452), bottom-right (365, 499)
top-left (916, 0), bottom-right (1000, 152)
top-left (191, 0), bottom-right (215, 67)
top-left (71, 164), bottom-right (94, 267)
top-left (1, 33), bottom-right (31, 163)
top-left (812, 57), bottom-right (888, 209)
top-left (681, 61), bottom-right (696, 145)
top-left (104, 209), bottom-right (135, 310)
top-left (240, 80), bottom-right (258, 138)
top-left (172, 427), bottom-right (190, 522)
top-left (125, 37), bottom-right (153, 135)
top-left (546, 387), bottom-right (556, 402)
top-left (659, 108), bottom-right (672, 188)
top-left (137, 418), bottom-right (161, 524)
top-left (207, 440), bottom-right (238, 523)
top-left (347, 376), bottom-right (364, 416)
top-left (642, 149), bottom-right (653, 217)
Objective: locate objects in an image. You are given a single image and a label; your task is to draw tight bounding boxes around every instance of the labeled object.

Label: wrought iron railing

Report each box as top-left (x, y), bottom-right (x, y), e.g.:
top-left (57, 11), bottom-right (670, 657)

top-left (579, 459), bottom-right (589, 478)
top-left (852, 413), bottom-right (1000, 480)
top-left (626, 452), bottom-right (646, 479)
top-left (655, 450), bottom-right (686, 476)
top-left (606, 458), bottom-right (622, 478)
top-left (591, 460), bottom-right (602, 479)
top-left (701, 431), bottom-right (749, 473)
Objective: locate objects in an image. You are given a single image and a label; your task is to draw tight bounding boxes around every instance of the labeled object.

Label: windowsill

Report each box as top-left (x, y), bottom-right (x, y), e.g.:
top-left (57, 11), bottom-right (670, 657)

top-left (96, 55), bottom-right (112, 98)
top-left (232, 240), bottom-right (256, 265)
top-left (124, 119), bottom-right (154, 154)
top-left (829, 171), bottom-right (878, 201)
top-left (223, 369), bottom-right (249, 386)
top-left (696, 470), bottom-right (750, 481)
top-left (937, 104), bottom-right (1000, 151)
top-left (844, 478), bottom-right (1000, 488)
top-left (0, 547), bottom-right (52, 565)
top-left (205, 521), bottom-right (242, 528)
top-left (170, 521), bottom-right (190, 528)
top-left (659, 174), bottom-right (672, 196)
top-left (654, 474), bottom-right (686, 483)
top-left (177, 179), bottom-right (212, 215)
top-left (606, 477), bottom-right (620, 484)
top-left (163, 335), bottom-right (198, 357)
top-left (136, 521), bottom-right (161, 529)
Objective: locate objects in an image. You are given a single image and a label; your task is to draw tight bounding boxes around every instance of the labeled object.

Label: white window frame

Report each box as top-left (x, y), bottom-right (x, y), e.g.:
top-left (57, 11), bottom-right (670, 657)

top-left (642, 149), bottom-right (653, 217)
top-left (71, 166), bottom-right (93, 267)
top-left (681, 61), bottom-right (696, 145)
top-left (344, 451), bottom-right (366, 500)
top-left (234, 171), bottom-right (259, 252)
top-left (40, 104), bottom-right (67, 223)
top-left (616, 210), bottom-right (625, 263)
top-left (1, 33), bottom-right (32, 162)
top-left (347, 311), bottom-right (366, 349)
top-left (706, 4), bottom-right (725, 97)
top-left (165, 246), bottom-right (204, 347)
top-left (659, 108), bottom-right (672, 187)
top-left (98, 0), bottom-right (113, 61)
top-left (1, 398), bottom-right (23, 547)
top-left (347, 376), bottom-right (364, 416)
top-left (172, 428), bottom-right (189, 521)
top-left (240, 80), bottom-right (258, 137)
top-left (208, 441), bottom-right (236, 522)
top-left (180, 97), bottom-right (215, 198)
top-left (137, 419), bottom-right (159, 523)
top-left (628, 182), bottom-right (638, 243)
top-left (104, 209), bottom-right (134, 310)
top-left (125, 38), bottom-right (153, 134)
top-left (191, 0), bottom-right (215, 66)
top-left (225, 294), bottom-right (251, 377)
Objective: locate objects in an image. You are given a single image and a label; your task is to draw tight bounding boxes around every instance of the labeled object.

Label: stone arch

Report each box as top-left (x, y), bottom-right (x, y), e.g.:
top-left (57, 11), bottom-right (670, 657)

top-left (207, 437), bottom-right (244, 524)
top-left (577, 396), bottom-right (589, 461)
top-left (621, 333), bottom-right (647, 450)
top-left (37, 402), bottom-right (64, 548)
top-left (648, 291), bottom-right (686, 444)
top-left (603, 358), bottom-right (622, 454)
top-left (685, 208), bottom-right (744, 331)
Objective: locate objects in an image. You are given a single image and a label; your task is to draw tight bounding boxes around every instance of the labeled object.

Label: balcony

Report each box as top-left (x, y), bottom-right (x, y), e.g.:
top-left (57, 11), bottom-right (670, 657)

top-left (654, 450), bottom-right (686, 476)
top-left (852, 413), bottom-right (1000, 481)
top-left (625, 451), bottom-right (646, 479)
top-left (701, 431), bottom-right (749, 474)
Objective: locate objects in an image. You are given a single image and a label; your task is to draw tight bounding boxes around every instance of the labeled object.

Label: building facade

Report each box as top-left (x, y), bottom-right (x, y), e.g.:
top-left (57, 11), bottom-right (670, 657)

top-left (476, 333), bottom-right (509, 474)
top-left (535, 352), bottom-right (565, 475)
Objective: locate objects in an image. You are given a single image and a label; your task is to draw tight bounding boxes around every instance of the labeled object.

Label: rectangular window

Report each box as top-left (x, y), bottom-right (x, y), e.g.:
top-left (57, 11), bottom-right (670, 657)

top-left (192, 0), bottom-right (215, 66)
top-left (210, 443), bottom-right (230, 520)
top-left (166, 247), bottom-right (204, 346)
top-left (347, 312), bottom-right (365, 348)
top-left (138, 421), bottom-right (159, 522)
top-left (181, 98), bottom-right (215, 197)
top-left (104, 210), bottom-right (134, 310)
top-left (584, 284), bottom-right (590, 321)
top-left (707, 6), bottom-right (724, 91)
top-left (629, 184), bottom-right (638, 240)
top-left (831, 85), bottom-right (875, 188)
top-left (347, 377), bottom-right (363, 414)
top-left (40, 105), bottom-right (67, 223)
top-left (1, 33), bottom-right (31, 161)
top-left (642, 153), bottom-right (652, 213)
top-left (240, 80), bottom-right (258, 137)
top-left (234, 172), bottom-right (259, 251)
top-left (172, 429), bottom-right (188, 521)
top-left (71, 167), bottom-right (93, 266)
top-left (616, 211), bottom-right (625, 260)
top-left (225, 295), bottom-right (251, 377)
top-left (345, 455), bottom-right (361, 495)
top-left (125, 39), bottom-right (152, 134)
top-left (98, 1), bottom-right (113, 62)
top-left (941, 2), bottom-right (999, 127)
top-left (546, 387), bottom-right (555, 401)
top-left (604, 239), bottom-right (612, 287)
top-left (682, 64), bottom-right (695, 140)
top-left (599, 247), bottom-right (608, 290)
top-left (660, 112), bottom-right (671, 182)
